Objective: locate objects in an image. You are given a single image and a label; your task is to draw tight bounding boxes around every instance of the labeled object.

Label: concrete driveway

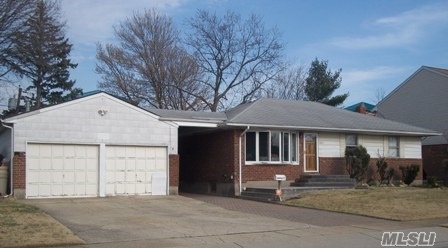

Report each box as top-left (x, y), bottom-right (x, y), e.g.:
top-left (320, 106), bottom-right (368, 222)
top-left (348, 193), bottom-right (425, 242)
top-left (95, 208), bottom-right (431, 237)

top-left (27, 195), bottom-right (448, 248)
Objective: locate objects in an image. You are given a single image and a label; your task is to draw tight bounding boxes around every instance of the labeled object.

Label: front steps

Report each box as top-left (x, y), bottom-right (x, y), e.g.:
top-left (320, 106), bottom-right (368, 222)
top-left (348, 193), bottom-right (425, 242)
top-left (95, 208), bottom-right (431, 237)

top-left (291, 174), bottom-right (356, 188)
top-left (240, 174), bottom-right (356, 202)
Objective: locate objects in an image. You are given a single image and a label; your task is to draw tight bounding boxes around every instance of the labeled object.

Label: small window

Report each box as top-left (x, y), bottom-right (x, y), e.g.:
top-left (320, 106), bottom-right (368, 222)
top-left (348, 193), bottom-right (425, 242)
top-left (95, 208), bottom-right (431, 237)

top-left (259, 132), bottom-right (269, 161)
top-left (346, 134), bottom-right (358, 148)
top-left (388, 136), bottom-right (399, 157)
top-left (283, 133), bottom-right (290, 162)
top-left (245, 132), bottom-right (256, 161)
top-left (291, 133), bottom-right (297, 162)
top-left (271, 131), bottom-right (280, 161)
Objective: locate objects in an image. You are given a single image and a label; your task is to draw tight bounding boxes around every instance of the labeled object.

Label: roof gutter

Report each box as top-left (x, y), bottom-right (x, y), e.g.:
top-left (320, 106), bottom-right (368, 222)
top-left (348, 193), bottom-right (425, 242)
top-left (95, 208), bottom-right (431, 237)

top-left (238, 126), bottom-right (250, 195)
top-left (1, 120), bottom-right (13, 196)
top-left (225, 123), bottom-right (441, 137)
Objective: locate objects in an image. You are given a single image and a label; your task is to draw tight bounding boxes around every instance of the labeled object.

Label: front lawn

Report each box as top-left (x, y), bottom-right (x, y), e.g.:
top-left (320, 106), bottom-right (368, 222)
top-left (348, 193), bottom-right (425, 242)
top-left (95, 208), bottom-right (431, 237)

top-left (0, 198), bottom-right (84, 247)
top-left (284, 187), bottom-right (448, 221)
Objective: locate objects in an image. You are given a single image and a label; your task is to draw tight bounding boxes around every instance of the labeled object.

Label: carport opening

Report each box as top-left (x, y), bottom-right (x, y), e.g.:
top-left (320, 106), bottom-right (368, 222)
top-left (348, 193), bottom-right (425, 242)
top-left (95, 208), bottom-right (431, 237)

top-left (178, 126), bottom-right (235, 196)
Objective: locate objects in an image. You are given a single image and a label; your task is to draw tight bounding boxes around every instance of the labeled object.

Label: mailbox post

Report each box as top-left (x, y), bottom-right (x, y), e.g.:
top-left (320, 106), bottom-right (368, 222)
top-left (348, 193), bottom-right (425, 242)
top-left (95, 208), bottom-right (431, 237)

top-left (274, 174), bottom-right (286, 201)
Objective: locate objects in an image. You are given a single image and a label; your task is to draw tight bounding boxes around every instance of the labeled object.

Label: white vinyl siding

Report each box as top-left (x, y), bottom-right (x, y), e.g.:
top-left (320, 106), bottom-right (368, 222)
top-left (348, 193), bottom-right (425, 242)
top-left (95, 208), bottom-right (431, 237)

top-left (11, 94), bottom-right (177, 154)
top-left (362, 135), bottom-right (384, 158)
top-left (318, 133), bottom-right (341, 157)
top-left (317, 133), bottom-right (422, 159)
top-left (400, 137), bottom-right (422, 159)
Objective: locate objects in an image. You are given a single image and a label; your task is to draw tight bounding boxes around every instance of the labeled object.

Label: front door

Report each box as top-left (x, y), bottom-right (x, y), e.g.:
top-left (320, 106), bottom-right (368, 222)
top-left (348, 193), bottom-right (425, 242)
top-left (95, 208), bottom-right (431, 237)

top-left (304, 133), bottom-right (318, 172)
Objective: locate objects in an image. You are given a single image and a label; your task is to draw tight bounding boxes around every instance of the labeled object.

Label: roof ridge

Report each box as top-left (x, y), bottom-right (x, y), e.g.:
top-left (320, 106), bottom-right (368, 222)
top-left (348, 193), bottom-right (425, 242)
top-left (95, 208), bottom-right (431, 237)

top-left (422, 66), bottom-right (448, 77)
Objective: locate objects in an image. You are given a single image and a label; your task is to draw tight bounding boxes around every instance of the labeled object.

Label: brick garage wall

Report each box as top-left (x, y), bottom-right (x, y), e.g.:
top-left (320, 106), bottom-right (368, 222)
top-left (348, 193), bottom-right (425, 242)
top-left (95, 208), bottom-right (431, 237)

top-left (13, 152), bottom-right (25, 191)
top-left (169, 154), bottom-right (179, 195)
top-left (319, 157), bottom-right (423, 182)
top-left (422, 144), bottom-right (448, 180)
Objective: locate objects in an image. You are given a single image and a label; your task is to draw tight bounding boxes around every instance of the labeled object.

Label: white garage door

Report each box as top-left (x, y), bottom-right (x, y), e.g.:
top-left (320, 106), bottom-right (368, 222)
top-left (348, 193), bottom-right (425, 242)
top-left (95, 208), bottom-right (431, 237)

top-left (105, 146), bottom-right (167, 196)
top-left (27, 144), bottom-right (99, 198)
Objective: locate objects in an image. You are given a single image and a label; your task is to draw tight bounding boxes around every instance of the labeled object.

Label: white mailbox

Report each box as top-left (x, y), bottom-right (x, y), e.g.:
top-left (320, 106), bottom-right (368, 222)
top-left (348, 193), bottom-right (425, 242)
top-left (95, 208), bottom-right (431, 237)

top-left (274, 174), bottom-right (286, 181)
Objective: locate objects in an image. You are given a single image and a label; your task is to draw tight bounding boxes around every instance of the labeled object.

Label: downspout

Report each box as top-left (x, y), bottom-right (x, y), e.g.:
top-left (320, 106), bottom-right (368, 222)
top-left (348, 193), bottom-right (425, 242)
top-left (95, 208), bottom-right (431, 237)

top-left (1, 120), bottom-right (14, 196)
top-left (239, 126), bottom-right (250, 195)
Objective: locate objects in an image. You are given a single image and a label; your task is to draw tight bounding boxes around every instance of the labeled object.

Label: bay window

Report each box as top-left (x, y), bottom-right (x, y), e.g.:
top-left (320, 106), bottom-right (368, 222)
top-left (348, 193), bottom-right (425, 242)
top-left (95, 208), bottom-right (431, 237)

top-left (245, 130), bottom-right (298, 163)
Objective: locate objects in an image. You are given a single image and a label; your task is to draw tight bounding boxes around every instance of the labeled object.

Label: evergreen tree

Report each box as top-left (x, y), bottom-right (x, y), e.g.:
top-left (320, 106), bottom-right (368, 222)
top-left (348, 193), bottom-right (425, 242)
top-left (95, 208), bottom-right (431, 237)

top-left (6, 0), bottom-right (78, 109)
top-left (305, 58), bottom-right (348, 106)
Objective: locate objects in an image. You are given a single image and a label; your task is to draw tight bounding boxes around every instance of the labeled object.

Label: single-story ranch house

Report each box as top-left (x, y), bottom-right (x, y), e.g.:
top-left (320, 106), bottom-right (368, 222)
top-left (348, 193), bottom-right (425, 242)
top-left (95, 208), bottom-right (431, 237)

top-left (0, 92), bottom-right (439, 198)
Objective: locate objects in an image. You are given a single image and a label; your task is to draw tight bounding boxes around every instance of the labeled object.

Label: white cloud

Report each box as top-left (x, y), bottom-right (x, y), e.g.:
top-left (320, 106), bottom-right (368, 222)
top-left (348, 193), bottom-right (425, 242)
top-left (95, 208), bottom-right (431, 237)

top-left (337, 66), bottom-right (418, 105)
top-left (61, 0), bottom-right (187, 45)
top-left (329, 4), bottom-right (448, 50)
top-left (342, 66), bottom-right (410, 87)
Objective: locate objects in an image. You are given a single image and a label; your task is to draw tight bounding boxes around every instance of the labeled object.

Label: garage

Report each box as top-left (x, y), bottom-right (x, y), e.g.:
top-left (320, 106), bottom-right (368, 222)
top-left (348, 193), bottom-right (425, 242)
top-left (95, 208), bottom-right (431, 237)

top-left (105, 146), bottom-right (167, 196)
top-left (1, 92), bottom-right (178, 199)
top-left (27, 143), bottom-right (99, 198)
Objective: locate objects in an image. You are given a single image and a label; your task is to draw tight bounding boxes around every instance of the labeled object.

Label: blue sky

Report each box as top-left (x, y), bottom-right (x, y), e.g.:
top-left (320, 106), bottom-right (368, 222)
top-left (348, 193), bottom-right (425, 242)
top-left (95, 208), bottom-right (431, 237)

top-left (59, 0), bottom-right (448, 107)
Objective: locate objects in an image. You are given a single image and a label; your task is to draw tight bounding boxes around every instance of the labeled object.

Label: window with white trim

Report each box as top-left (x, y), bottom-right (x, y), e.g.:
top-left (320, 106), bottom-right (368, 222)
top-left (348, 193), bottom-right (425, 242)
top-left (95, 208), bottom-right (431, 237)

top-left (245, 131), bottom-right (298, 163)
top-left (388, 136), bottom-right (399, 158)
top-left (345, 134), bottom-right (358, 149)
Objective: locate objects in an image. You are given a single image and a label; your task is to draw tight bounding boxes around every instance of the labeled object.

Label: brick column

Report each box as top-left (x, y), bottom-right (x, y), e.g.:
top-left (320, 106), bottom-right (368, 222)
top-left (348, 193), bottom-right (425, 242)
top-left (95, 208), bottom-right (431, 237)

top-left (13, 152), bottom-right (26, 198)
top-left (169, 154), bottom-right (179, 195)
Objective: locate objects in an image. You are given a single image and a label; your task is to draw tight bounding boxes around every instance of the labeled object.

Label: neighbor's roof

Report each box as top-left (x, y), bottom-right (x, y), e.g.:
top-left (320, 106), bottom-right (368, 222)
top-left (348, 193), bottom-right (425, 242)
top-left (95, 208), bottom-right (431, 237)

top-left (344, 102), bottom-right (376, 112)
top-left (224, 98), bottom-right (439, 136)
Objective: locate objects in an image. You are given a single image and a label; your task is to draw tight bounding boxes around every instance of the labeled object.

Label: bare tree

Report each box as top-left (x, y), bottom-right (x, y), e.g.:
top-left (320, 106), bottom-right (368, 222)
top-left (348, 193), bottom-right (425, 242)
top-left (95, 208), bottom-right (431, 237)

top-left (186, 10), bottom-right (285, 111)
top-left (96, 9), bottom-right (206, 110)
top-left (0, 0), bottom-right (34, 79)
top-left (0, 0), bottom-right (34, 108)
top-left (374, 88), bottom-right (386, 104)
top-left (265, 64), bottom-right (307, 100)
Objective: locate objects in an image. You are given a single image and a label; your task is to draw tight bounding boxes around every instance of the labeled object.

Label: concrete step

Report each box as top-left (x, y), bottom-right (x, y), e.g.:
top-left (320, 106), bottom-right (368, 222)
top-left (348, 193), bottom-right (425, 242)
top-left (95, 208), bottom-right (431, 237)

top-left (291, 174), bottom-right (356, 188)
top-left (291, 181), bottom-right (355, 187)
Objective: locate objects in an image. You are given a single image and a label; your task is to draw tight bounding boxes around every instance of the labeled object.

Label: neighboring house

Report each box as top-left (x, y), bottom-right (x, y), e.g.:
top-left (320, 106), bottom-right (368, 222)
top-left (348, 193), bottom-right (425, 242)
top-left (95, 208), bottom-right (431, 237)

top-left (0, 92), bottom-right (438, 198)
top-left (345, 102), bottom-right (376, 115)
top-left (376, 66), bottom-right (448, 181)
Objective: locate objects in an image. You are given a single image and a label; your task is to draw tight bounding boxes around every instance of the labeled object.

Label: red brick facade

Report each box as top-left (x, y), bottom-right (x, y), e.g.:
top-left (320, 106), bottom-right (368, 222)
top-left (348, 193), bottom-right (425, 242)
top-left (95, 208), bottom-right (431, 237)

top-left (422, 144), bottom-right (448, 180)
top-left (12, 152), bottom-right (26, 190)
top-left (178, 128), bottom-right (425, 195)
top-left (169, 154), bottom-right (179, 187)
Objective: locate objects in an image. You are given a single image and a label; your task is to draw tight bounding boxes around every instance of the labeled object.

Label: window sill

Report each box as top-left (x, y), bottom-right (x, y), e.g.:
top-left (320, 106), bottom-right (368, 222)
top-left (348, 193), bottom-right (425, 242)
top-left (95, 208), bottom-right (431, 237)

top-left (245, 161), bottom-right (299, 166)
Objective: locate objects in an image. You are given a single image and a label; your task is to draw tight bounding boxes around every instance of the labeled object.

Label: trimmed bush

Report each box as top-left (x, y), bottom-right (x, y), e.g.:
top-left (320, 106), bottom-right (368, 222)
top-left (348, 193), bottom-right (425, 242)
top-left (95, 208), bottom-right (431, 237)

top-left (345, 145), bottom-right (370, 183)
top-left (376, 156), bottom-right (394, 185)
top-left (399, 164), bottom-right (420, 185)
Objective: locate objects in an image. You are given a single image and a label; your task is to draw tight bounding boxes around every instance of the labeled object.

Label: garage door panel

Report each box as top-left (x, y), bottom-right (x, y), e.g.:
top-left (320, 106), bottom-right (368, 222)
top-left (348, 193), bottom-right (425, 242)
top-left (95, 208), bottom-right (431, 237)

top-left (27, 144), bottom-right (99, 198)
top-left (39, 184), bottom-right (51, 196)
top-left (52, 172), bottom-right (64, 183)
top-left (105, 146), bottom-right (167, 196)
top-left (64, 159), bottom-right (75, 170)
top-left (52, 159), bottom-right (64, 170)
top-left (52, 184), bottom-right (63, 195)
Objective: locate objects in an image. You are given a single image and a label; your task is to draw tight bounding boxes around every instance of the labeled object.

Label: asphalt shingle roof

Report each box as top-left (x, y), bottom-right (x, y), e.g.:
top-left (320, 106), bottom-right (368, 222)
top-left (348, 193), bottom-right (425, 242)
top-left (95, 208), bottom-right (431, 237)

top-left (225, 98), bottom-right (438, 136)
top-left (148, 109), bottom-right (227, 123)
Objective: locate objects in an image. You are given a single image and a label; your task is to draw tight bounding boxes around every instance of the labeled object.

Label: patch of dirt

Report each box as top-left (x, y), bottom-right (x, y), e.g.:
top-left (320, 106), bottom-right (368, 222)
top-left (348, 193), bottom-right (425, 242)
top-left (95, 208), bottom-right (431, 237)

top-left (0, 198), bottom-right (84, 248)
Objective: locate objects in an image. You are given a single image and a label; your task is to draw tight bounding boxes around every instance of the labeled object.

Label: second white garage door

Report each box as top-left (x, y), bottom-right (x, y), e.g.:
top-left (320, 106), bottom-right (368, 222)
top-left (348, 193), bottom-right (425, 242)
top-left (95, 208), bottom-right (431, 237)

top-left (105, 146), bottom-right (167, 196)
